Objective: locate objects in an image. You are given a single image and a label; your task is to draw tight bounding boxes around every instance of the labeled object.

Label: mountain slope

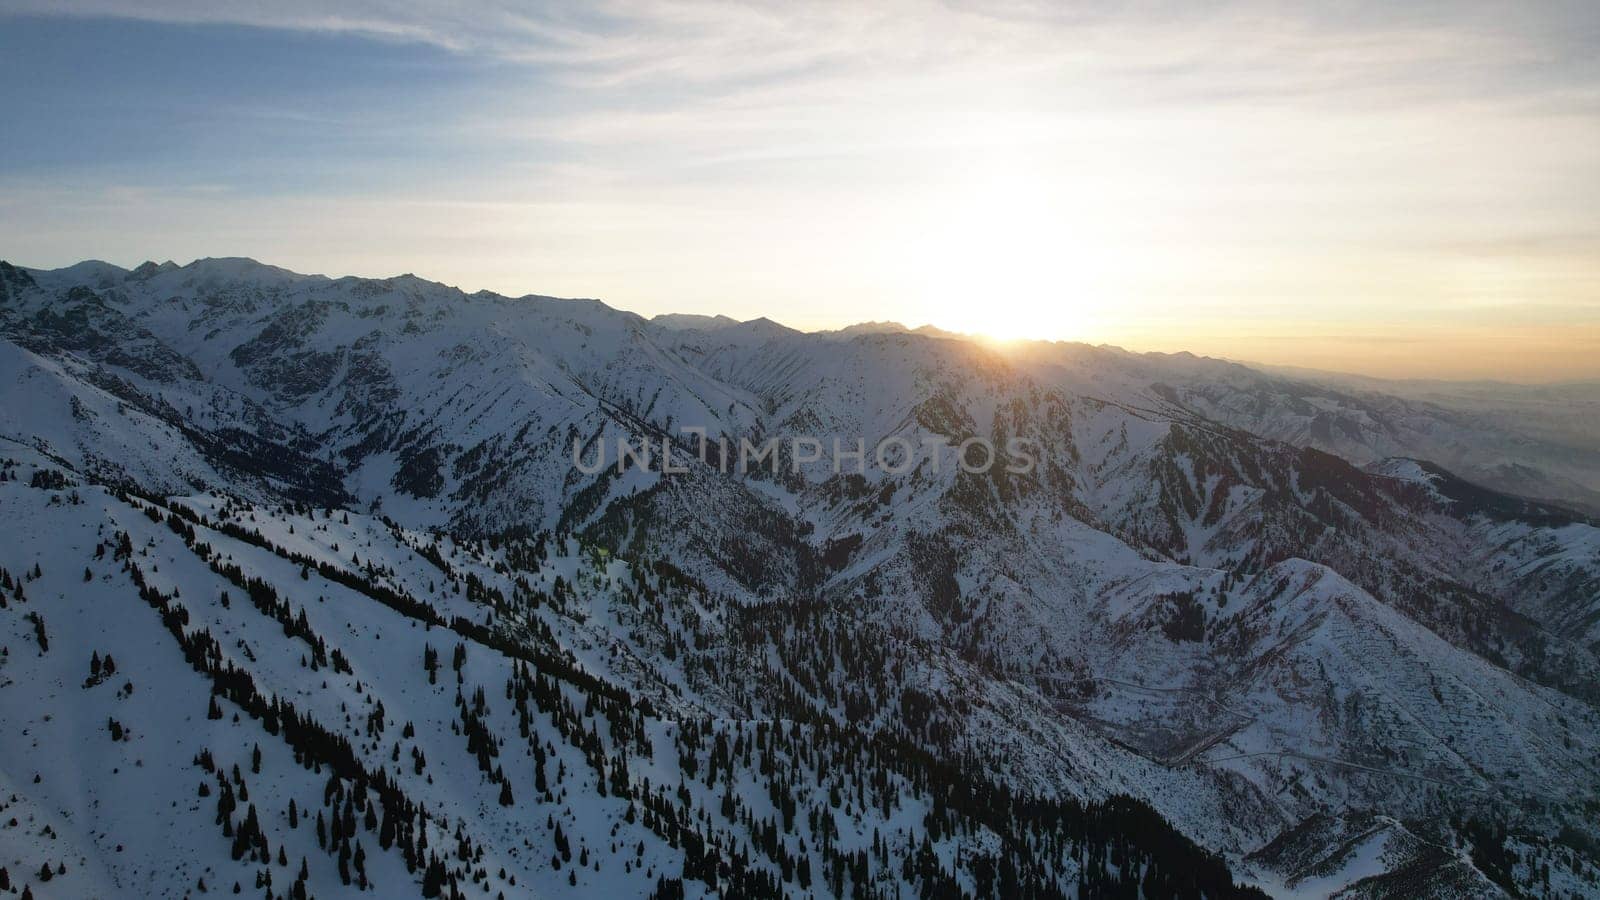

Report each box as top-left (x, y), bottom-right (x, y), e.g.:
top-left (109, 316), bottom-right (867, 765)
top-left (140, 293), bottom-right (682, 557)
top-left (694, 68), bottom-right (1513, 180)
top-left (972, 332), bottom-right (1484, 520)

top-left (2, 257), bottom-right (1598, 898)
top-left (1, 451), bottom-right (1273, 899)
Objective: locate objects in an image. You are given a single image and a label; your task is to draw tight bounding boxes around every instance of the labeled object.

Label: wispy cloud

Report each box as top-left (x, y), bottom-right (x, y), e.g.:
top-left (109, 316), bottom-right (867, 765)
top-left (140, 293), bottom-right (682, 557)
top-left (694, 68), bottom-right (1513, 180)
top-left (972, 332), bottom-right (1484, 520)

top-left (1, 0), bottom-right (1597, 379)
top-left (3, 1), bottom-right (1591, 94)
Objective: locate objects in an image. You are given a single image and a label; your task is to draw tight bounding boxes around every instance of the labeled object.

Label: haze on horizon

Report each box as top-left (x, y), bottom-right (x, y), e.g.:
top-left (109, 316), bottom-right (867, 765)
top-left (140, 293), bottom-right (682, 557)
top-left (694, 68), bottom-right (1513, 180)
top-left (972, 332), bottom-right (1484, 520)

top-left (2, 1), bottom-right (1597, 382)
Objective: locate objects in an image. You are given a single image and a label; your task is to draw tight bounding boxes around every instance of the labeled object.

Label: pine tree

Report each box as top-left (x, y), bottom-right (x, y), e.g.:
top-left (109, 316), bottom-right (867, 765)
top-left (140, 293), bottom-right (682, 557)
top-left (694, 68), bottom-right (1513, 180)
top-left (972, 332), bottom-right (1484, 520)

top-left (421, 857), bottom-right (445, 897)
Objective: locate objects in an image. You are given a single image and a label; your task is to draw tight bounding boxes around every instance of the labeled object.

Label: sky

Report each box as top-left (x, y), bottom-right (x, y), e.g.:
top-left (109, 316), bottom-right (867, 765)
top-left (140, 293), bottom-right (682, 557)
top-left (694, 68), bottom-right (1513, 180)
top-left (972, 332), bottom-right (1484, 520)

top-left (1, 1), bottom-right (1597, 381)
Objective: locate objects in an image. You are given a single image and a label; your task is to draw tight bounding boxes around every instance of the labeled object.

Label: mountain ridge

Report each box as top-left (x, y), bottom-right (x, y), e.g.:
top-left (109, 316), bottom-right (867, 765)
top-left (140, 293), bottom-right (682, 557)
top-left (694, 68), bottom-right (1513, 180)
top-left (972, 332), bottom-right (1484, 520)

top-left (1, 255), bottom-right (1597, 898)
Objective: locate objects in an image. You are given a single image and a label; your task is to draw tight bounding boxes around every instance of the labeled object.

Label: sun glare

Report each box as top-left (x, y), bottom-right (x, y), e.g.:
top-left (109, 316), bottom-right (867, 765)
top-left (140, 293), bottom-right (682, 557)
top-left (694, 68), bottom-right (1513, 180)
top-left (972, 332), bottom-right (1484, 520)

top-left (908, 165), bottom-right (1110, 344)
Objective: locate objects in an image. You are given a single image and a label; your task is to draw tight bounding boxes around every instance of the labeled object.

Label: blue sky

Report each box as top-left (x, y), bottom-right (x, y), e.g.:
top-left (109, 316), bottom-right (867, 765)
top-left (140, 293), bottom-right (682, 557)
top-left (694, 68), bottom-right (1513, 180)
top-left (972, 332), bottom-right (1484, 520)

top-left (1, 1), bottom-right (1597, 379)
top-left (0, 17), bottom-right (533, 192)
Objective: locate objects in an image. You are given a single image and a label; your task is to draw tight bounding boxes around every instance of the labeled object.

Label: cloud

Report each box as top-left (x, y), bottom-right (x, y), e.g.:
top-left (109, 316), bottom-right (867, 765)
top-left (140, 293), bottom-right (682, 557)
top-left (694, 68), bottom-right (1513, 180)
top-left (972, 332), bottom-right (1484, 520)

top-left (2, 0), bottom-right (1597, 379)
top-left (3, 1), bottom-right (1593, 97)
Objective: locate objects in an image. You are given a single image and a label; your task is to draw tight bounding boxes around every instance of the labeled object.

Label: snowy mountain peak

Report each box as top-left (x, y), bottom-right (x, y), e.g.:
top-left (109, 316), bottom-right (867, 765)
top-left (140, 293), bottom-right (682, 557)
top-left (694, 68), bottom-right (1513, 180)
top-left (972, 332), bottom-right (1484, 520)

top-left (1, 256), bottom-right (1597, 898)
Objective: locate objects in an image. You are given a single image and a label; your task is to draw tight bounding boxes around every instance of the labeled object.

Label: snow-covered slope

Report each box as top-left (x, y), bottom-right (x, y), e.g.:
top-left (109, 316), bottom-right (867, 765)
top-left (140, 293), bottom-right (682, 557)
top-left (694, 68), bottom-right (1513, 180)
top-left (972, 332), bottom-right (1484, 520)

top-left (2, 257), bottom-right (1598, 898)
top-left (0, 454), bottom-right (1271, 899)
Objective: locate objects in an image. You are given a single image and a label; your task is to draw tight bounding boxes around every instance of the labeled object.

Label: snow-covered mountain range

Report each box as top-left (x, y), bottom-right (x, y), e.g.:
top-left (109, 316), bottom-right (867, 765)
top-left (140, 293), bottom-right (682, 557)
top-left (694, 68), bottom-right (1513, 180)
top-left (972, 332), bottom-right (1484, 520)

top-left (2, 257), bottom-right (1597, 899)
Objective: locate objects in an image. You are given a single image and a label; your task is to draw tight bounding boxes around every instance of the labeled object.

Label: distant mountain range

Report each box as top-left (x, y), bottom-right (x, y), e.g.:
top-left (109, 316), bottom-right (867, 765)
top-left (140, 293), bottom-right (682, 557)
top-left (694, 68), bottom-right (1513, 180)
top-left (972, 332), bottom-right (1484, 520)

top-left (2, 257), bottom-right (1597, 898)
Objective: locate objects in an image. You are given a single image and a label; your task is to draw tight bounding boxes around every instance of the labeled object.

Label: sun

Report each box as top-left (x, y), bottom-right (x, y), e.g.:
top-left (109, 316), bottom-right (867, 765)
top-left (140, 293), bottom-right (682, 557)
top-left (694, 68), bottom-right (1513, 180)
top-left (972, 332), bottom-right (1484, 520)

top-left (904, 164), bottom-right (1115, 344)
